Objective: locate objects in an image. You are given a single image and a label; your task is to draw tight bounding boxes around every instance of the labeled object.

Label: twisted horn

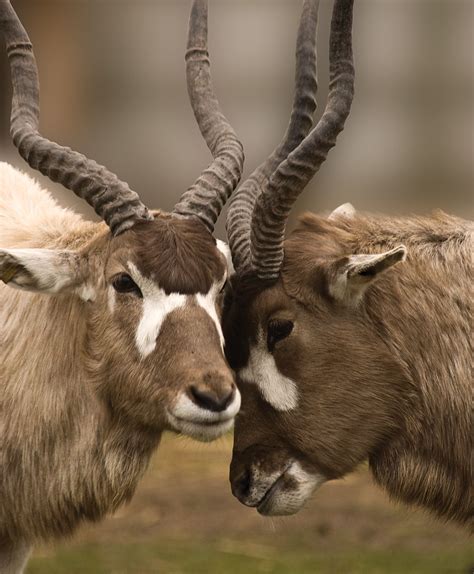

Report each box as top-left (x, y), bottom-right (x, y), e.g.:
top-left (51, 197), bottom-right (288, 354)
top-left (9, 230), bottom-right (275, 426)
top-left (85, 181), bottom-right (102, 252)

top-left (0, 0), bottom-right (152, 236)
top-left (251, 0), bottom-right (355, 280)
top-left (173, 0), bottom-right (244, 233)
top-left (226, 0), bottom-right (319, 273)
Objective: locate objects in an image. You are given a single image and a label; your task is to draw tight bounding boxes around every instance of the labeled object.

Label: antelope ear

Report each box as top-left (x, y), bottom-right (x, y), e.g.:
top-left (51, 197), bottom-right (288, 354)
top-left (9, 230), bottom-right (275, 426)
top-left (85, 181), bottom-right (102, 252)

top-left (328, 245), bottom-right (407, 304)
top-left (328, 203), bottom-right (356, 221)
top-left (0, 248), bottom-right (87, 296)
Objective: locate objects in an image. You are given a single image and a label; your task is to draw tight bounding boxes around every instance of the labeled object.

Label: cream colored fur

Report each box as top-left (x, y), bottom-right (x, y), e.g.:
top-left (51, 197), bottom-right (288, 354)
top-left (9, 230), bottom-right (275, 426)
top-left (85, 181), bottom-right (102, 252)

top-left (0, 163), bottom-right (236, 562)
top-left (0, 162), bottom-right (101, 249)
top-left (0, 164), bottom-right (149, 550)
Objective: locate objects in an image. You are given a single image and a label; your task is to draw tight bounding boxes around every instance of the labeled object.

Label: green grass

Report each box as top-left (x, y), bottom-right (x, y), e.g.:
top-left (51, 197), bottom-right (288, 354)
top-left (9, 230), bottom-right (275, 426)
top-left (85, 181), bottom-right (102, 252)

top-left (28, 540), bottom-right (474, 574)
top-left (25, 437), bottom-right (473, 574)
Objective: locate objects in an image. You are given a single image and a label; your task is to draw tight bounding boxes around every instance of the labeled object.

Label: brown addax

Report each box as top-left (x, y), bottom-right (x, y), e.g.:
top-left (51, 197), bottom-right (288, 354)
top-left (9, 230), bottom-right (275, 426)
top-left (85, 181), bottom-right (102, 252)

top-left (0, 0), bottom-right (243, 571)
top-left (224, 0), bottom-right (473, 529)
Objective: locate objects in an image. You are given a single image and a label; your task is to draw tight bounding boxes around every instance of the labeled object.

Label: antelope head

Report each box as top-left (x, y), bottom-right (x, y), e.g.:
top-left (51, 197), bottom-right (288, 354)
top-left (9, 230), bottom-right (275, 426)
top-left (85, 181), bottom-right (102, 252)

top-left (0, 0), bottom-right (243, 441)
top-left (224, 0), bottom-right (407, 515)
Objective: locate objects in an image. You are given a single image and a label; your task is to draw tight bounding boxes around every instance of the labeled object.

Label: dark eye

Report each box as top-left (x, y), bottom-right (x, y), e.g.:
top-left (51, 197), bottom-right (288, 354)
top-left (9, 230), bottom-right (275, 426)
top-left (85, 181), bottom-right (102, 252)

top-left (267, 319), bottom-right (293, 352)
top-left (112, 273), bottom-right (142, 297)
top-left (220, 279), bottom-right (229, 294)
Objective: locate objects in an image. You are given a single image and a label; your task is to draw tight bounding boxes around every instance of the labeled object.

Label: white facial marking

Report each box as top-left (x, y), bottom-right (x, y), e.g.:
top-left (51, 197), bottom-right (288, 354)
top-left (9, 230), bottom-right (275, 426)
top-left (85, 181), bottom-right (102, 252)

top-left (196, 281), bottom-right (225, 349)
top-left (216, 239), bottom-right (234, 275)
top-left (196, 246), bottom-right (227, 349)
top-left (129, 263), bottom-right (227, 359)
top-left (166, 391), bottom-right (241, 442)
top-left (107, 285), bottom-right (116, 313)
top-left (129, 262), bottom-right (186, 358)
top-left (76, 283), bottom-right (96, 302)
top-left (137, 292), bottom-right (186, 357)
top-left (239, 329), bottom-right (298, 411)
top-left (260, 461), bottom-right (326, 516)
top-left (171, 390), bottom-right (241, 424)
top-left (286, 461), bottom-right (325, 503)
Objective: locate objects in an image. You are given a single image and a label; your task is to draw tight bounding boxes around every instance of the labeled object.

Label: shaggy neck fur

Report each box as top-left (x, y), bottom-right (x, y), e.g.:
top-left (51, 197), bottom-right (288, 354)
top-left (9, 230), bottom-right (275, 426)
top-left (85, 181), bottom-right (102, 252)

top-left (0, 164), bottom-right (160, 542)
top-left (286, 211), bottom-right (473, 527)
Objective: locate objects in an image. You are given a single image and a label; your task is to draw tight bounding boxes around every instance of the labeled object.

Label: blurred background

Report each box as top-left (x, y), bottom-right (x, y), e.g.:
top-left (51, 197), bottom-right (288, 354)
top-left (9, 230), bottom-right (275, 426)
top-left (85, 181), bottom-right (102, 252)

top-left (1, 1), bottom-right (472, 572)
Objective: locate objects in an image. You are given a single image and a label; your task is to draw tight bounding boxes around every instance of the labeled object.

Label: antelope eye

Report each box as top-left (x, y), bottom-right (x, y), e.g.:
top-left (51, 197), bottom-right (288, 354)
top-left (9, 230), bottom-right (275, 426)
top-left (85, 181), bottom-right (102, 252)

top-left (267, 319), bottom-right (294, 352)
top-left (112, 273), bottom-right (142, 297)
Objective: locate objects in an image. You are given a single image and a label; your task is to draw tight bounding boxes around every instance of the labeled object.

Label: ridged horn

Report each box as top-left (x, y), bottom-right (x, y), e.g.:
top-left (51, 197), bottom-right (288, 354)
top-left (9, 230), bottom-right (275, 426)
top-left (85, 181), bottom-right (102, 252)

top-left (226, 0), bottom-right (319, 273)
top-left (250, 0), bottom-right (355, 281)
top-left (0, 0), bottom-right (152, 236)
top-left (173, 0), bottom-right (244, 233)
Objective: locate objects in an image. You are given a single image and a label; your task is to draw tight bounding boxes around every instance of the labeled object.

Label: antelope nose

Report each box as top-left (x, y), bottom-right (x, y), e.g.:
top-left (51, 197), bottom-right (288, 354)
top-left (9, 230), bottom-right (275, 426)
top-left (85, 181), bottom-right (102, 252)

top-left (190, 384), bottom-right (236, 413)
top-left (231, 468), bottom-right (253, 504)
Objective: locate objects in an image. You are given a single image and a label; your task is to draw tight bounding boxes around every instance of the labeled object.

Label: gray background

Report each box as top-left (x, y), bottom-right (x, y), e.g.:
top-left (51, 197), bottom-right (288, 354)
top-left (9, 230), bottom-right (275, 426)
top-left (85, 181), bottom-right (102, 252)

top-left (0, 0), bottom-right (472, 241)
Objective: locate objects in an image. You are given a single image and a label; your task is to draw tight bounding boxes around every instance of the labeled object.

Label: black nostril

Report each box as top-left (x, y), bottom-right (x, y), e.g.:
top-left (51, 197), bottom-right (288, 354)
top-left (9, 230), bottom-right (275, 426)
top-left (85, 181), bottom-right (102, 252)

top-left (190, 385), bottom-right (235, 413)
top-left (232, 469), bottom-right (252, 500)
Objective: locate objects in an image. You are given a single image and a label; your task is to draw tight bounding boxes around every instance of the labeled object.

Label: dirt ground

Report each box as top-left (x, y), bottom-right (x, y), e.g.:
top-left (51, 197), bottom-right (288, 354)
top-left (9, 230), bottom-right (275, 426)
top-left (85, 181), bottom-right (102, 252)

top-left (29, 434), bottom-right (472, 574)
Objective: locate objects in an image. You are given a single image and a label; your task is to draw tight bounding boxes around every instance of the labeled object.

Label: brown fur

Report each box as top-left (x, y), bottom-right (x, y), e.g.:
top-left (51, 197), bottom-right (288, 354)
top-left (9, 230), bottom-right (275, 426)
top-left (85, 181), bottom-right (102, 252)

top-left (226, 210), bottom-right (473, 528)
top-left (128, 217), bottom-right (226, 295)
top-left (0, 167), bottom-right (234, 549)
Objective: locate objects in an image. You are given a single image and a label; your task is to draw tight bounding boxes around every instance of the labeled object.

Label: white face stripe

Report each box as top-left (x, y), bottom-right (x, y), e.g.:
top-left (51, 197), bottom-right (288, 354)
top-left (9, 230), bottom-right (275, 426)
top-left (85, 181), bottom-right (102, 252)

top-left (239, 329), bottom-right (299, 411)
top-left (128, 262), bottom-right (226, 359)
top-left (196, 282), bottom-right (225, 349)
top-left (216, 239), bottom-right (234, 275)
top-left (197, 245), bottom-right (228, 350)
top-left (128, 262), bottom-right (186, 358)
top-left (76, 283), bottom-right (96, 302)
top-left (107, 285), bottom-right (116, 313)
top-left (137, 291), bottom-right (186, 357)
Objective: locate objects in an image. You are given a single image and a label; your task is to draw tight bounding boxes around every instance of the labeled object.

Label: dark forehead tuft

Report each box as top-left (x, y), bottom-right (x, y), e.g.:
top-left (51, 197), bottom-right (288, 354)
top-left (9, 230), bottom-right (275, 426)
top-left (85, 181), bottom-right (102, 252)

top-left (115, 216), bottom-right (226, 295)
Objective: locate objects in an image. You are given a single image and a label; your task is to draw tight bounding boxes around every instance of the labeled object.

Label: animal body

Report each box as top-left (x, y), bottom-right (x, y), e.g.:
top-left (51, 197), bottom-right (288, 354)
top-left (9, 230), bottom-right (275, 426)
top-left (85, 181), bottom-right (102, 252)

top-left (224, 0), bottom-right (473, 529)
top-left (0, 0), bottom-right (243, 571)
